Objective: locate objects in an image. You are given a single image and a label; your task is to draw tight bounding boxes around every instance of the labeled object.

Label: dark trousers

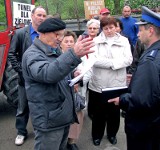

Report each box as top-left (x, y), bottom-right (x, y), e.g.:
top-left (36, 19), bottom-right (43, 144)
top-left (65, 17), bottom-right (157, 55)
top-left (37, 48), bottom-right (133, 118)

top-left (87, 90), bottom-right (93, 119)
top-left (34, 126), bottom-right (70, 150)
top-left (89, 89), bottom-right (120, 140)
top-left (16, 85), bottom-right (29, 136)
top-left (126, 125), bottom-right (160, 150)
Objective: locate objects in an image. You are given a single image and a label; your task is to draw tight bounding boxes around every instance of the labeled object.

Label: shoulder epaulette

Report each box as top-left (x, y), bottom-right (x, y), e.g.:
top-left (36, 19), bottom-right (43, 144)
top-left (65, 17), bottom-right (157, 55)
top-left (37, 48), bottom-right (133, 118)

top-left (146, 49), bottom-right (159, 61)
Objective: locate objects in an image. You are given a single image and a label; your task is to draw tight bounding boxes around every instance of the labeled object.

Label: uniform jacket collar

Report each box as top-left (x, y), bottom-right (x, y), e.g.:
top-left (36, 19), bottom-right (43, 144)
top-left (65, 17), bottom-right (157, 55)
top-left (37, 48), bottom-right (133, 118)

top-left (139, 40), bottom-right (160, 60)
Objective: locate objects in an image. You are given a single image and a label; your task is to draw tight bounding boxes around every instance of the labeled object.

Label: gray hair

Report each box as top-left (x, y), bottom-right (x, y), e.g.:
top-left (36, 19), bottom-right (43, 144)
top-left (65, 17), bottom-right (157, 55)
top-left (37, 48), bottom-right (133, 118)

top-left (86, 19), bottom-right (100, 28)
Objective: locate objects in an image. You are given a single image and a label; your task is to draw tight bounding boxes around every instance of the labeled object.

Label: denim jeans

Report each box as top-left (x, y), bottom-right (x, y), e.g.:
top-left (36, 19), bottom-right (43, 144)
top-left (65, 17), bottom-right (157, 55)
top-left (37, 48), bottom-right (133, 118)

top-left (15, 85), bottom-right (29, 136)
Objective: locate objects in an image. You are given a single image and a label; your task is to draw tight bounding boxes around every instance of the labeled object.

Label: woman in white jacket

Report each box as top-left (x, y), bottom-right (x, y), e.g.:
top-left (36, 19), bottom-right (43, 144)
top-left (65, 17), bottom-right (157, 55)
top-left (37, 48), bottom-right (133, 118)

top-left (87, 16), bottom-right (133, 146)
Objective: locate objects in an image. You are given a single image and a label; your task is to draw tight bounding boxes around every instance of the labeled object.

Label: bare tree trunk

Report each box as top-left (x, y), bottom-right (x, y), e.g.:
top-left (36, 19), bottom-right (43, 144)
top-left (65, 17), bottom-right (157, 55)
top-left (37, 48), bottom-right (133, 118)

top-left (114, 0), bottom-right (121, 15)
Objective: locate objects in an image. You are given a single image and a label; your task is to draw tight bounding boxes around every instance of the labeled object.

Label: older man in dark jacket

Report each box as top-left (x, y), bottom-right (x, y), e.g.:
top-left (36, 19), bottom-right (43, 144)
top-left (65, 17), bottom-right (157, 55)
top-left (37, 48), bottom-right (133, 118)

top-left (8, 6), bottom-right (46, 146)
top-left (22, 18), bottom-right (95, 150)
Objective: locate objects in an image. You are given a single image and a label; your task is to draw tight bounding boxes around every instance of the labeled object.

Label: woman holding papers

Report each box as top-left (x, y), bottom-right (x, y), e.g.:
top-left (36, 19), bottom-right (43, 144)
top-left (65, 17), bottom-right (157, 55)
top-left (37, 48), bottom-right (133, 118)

top-left (87, 16), bottom-right (133, 146)
top-left (60, 30), bottom-right (84, 150)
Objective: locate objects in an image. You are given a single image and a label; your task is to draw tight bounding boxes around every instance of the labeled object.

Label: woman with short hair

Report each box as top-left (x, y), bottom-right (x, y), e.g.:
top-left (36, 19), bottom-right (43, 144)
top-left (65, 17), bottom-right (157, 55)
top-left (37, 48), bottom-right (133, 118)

top-left (87, 16), bottom-right (133, 146)
top-left (60, 30), bottom-right (83, 150)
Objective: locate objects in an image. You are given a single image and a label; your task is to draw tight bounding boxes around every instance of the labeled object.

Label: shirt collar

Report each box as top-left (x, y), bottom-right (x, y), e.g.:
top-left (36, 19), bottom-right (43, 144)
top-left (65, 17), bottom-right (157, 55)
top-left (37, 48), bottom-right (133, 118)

top-left (47, 45), bottom-right (62, 56)
top-left (30, 24), bottom-right (36, 34)
top-left (48, 46), bottom-right (57, 54)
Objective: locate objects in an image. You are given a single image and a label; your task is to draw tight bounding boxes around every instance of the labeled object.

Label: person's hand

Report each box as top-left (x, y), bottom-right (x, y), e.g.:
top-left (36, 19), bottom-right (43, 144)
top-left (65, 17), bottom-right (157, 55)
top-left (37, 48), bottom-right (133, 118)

top-left (73, 35), bottom-right (95, 57)
top-left (74, 84), bottom-right (79, 92)
top-left (127, 74), bottom-right (132, 85)
top-left (74, 69), bottom-right (81, 77)
top-left (108, 97), bottom-right (120, 105)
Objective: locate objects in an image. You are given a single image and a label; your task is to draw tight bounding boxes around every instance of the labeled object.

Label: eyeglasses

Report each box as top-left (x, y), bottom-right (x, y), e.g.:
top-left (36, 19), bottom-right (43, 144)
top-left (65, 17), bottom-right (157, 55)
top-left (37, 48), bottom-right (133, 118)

top-left (88, 27), bottom-right (99, 30)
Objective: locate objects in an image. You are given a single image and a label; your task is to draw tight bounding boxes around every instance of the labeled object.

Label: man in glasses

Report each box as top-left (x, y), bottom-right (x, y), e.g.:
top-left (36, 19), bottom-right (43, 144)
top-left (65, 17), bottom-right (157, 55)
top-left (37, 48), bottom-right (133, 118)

top-left (22, 18), bottom-right (95, 150)
top-left (8, 6), bottom-right (47, 146)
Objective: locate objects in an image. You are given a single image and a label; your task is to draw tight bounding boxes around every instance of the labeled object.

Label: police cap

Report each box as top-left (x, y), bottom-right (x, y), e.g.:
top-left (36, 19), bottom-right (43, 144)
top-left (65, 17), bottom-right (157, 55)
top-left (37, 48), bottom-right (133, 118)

top-left (136, 6), bottom-right (160, 27)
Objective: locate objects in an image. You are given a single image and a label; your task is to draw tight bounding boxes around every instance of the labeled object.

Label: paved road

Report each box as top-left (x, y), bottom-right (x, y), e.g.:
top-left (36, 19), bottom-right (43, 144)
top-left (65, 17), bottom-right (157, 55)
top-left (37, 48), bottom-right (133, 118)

top-left (0, 92), bottom-right (127, 150)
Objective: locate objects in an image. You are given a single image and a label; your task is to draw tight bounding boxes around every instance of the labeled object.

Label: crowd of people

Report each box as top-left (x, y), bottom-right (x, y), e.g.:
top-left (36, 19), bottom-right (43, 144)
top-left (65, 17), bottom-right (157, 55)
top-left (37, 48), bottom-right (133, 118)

top-left (7, 4), bottom-right (160, 150)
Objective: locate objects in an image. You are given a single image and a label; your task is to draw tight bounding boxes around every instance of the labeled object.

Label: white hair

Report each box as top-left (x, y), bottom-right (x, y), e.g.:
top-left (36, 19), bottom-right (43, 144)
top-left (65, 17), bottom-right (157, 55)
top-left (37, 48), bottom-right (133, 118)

top-left (86, 19), bottom-right (100, 28)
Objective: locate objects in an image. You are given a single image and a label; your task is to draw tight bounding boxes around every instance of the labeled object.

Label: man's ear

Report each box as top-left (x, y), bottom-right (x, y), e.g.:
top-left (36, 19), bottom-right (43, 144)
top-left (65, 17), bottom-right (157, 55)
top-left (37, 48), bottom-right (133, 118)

top-left (149, 26), bottom-right (155, 36)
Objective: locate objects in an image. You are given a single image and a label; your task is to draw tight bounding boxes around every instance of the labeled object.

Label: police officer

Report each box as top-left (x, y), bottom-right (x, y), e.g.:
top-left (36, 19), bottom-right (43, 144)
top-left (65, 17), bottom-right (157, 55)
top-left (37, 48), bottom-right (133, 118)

top-left (108, 6), bottom-right (160, 150)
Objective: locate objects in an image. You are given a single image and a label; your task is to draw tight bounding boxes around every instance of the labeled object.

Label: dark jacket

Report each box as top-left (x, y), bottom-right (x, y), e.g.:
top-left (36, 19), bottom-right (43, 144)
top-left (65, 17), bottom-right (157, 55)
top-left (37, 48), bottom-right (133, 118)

top-left (120, 40), bottom-right (160, 136)
top-left (22, 38), bottom-right (81, 131)
top-left (127, 39), bottom-right (146, 74)
top-left (8, 25), bottom-right (32, 85)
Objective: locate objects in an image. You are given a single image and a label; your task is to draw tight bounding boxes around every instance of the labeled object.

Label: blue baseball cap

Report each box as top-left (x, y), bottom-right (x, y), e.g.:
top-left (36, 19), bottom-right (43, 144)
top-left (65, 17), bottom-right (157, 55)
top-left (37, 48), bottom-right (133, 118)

top-left (136, 6), bottom-right (160, 27)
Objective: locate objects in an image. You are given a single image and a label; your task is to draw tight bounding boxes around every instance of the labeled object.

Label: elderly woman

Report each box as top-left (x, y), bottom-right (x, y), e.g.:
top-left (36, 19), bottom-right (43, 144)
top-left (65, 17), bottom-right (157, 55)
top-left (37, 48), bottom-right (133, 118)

top-left (60, 30), bottom-right (84, 150)
top-left (87, 17), bottom-right (133, 146)
top-left (82, 18), bottom-right (100, 40)
top-left (82, 19), bottom-right (100, 119)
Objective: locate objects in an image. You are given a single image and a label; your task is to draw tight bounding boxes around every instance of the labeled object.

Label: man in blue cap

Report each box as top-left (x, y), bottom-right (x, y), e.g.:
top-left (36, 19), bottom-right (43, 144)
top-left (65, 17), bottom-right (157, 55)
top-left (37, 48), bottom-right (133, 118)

top-left (108, 6), bottom-right (160, 150)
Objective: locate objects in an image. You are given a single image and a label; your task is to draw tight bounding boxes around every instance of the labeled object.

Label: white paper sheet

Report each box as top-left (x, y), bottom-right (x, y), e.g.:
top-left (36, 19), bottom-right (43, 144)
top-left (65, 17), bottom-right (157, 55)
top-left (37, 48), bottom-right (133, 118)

top-left (68, 58), bottom-right (96, 87)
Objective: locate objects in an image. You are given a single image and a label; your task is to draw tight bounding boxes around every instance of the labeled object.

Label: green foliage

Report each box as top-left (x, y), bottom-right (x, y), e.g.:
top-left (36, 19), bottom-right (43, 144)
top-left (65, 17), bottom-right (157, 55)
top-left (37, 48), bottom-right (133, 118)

top-left (105, 0), bottom-right (114, 14)
top-left (0, 0), bottom-right (159, 21)
top-left (35, 0), bottom-right (85, 19)
top-left (0, 4), bottom-right (6, 22)
top-left (0, 0), bottom-right (4, 5)
top-left (0, 2), bottom-right (7, 31)
top-left (124, 0), bottom-right (159, 9)
top-left (35, 0), bottom-right (158, 19)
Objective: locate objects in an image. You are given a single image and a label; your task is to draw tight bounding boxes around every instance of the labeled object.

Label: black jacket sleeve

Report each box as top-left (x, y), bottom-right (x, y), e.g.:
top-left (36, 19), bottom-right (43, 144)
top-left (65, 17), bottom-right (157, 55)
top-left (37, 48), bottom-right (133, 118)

top-left (120, 59), bottom-right (160, 117)
top-left (8, 30), bottom-right (23, 73)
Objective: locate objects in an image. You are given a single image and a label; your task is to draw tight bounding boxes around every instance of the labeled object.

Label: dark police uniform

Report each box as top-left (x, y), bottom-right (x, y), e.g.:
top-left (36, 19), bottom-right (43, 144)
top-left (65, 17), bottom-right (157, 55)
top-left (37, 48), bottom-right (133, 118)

top-left (119, 6), bottom-right (160, 150)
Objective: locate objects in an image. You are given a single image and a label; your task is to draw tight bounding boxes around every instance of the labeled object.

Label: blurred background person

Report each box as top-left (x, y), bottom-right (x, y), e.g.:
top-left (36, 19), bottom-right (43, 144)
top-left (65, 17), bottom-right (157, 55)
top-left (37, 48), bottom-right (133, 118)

top-left (82, 18), bottom-right (100, 38)
top-left (86, 19), bottom-right (100, 39)
top-left (115, 18), bottom-right (123, 34)
top-left (155, 6), bottom-right (160, 14)
top-left (116, 18), bottom-right (134, 54)
top-left (99, 8), bottom-right (111, 20)
top-left (87, 16), bottom-right (132, 146)
top-left (120, 5), bottom-right (139, 48)
top-left (60, 30), bottom-right (84, 150)
top-left (115, 18), bottom-right (134, 118)
top-left (81, 19), bottom-right (100, 119)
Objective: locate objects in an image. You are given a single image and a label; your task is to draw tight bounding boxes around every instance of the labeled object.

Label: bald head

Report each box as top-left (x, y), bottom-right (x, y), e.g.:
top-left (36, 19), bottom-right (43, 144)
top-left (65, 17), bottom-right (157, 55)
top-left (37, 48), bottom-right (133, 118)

top-left (122, 6), bottom-right (131, 18)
